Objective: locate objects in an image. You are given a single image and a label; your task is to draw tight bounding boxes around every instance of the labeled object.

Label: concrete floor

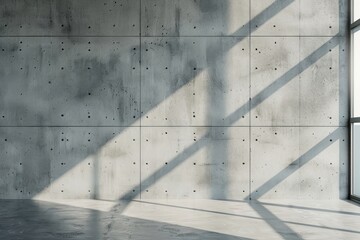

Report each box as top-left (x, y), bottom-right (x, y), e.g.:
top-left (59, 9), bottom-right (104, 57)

top-left (0, 199), bottom-right (359, 240)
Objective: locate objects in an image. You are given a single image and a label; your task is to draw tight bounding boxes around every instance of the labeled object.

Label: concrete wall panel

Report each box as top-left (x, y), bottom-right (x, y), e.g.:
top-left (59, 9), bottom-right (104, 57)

top-left (0, 0), bottom-right (140, 36)
top-left (251, 37), bottom-right (300, 126)
top-left (0, 127), bottom-right (140, 199)
top-left (0, 127), bottom-right (51, 199)
top-left (141, 37), bottom-right (250, 126)
top-left (300, 0), bottom-right (348, 36)
top-left (299, 37), bottom-right (348, 126)
top-left (42, 127), bottom-right (140, 200)
top-left (141, 0), bottom-right (250, 36)
top-left (299, 127), bottom-right (348, 199)
top-left (0, 37), bottom-right (140, 126)
top-left (141, 127), bottom-right (249, 199)
top-left (251, 127), bottom-right (300, 199)
top-left (251, 126), bottom-right (348, 200)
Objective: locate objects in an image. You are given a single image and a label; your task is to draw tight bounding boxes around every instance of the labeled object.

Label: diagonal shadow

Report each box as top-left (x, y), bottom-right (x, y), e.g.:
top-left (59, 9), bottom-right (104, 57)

top-left (243, 201), bottom-right (360, 217)
top-left (249, 127), bottom-right (341, 199)
top-left (130, 200), bottom-right (301, 239)
top-left (131, 200), bottom-right (360, 235)
top-left (249, 202), bottom-right (302, 239)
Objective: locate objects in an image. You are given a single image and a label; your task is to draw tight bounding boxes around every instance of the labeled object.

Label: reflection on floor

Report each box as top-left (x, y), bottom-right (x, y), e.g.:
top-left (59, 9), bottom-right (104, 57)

top-left (0, 199), bottom-right (359, 240)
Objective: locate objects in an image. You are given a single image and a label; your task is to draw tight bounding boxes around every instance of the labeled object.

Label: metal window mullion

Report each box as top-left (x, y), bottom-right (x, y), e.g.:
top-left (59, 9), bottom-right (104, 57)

top-left (350, 117), bottom-right (360, 123)
top-left (351, 18), bottom-right (360, 30)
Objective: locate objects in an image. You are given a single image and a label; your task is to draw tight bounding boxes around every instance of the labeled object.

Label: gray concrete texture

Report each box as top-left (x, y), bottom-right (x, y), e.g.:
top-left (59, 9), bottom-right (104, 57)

top-left (0, 0), bottom-right (350, 200)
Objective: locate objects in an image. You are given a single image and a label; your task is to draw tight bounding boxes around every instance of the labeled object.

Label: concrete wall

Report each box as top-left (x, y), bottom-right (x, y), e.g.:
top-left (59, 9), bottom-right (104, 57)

top-left (0, 0), bottom-right (349, 200)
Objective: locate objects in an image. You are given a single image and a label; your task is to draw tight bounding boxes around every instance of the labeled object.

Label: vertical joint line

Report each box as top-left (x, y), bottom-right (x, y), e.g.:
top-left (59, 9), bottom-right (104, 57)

top-left (298, 0), bottom-right (301, 197)
top-left (139, 0), bottom-right (142, 200)
top-left (249, 0), bottom-right (252, 201)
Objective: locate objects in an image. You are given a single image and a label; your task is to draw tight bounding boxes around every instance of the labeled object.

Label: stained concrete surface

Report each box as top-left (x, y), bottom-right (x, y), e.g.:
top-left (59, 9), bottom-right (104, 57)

top-left (299, 37), bottom-right (348, 126)
top-left (251, 37), bottom-right (300, 126)
top-left (0, 0), bottom-right (140, 36)
top-left (0, 37), bottom-right (140, 126)
top-left (141, 0), bottom-right (250, 36)
top-left (1, 199), bottom-right (360, 240)
top-left (299, 0), bottom-right (348, 36)
top-left (0, 127), bottom-right (141, 199)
